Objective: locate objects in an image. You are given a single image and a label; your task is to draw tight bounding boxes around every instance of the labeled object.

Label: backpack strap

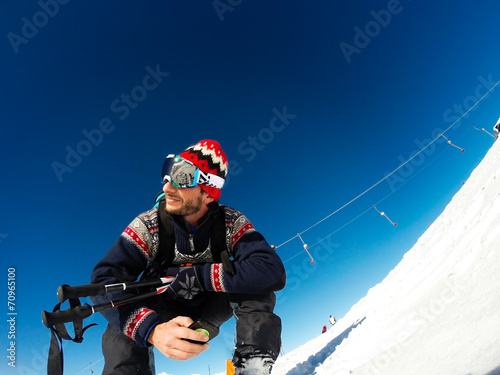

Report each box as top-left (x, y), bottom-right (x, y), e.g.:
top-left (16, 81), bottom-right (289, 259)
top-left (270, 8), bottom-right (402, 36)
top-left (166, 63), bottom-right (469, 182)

top-left (210, 204), bottom-right (235, 275)
top-left (155, 196), bottom-right (176, 271)
top-left (140, 193), bottom-right (175, 280)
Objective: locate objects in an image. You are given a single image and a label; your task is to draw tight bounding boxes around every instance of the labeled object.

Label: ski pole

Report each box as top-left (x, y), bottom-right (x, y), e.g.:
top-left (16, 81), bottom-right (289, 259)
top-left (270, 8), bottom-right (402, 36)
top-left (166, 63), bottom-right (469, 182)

top-left (57, 277), bottom-right (174, 303)
top-left (42, 277), bottom-right (173, 328)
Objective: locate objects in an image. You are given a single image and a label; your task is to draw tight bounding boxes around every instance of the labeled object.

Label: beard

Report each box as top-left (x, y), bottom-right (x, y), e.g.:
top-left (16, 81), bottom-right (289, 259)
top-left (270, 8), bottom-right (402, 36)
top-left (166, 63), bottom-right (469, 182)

top-left (165, 194), bottom-right (204, 216)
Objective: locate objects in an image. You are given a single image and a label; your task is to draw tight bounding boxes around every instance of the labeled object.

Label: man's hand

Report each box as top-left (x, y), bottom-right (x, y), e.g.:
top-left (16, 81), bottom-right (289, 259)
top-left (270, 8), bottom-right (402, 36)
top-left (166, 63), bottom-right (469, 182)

top-left (165, 266), bottom-right (205, 300)
top-left (147, 317), bottom-right (209, 360)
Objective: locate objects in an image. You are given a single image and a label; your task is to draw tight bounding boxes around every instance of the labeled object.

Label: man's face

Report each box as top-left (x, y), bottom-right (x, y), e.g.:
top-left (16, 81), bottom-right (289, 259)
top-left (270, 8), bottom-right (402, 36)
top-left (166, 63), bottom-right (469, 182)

top-left (162, 182), bottom-right (212, 218)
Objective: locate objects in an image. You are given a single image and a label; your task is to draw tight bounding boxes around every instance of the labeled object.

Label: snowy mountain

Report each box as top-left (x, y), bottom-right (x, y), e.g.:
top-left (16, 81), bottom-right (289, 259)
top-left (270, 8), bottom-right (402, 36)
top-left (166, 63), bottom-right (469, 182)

top-left (272, 140), bottom-right (500, 375)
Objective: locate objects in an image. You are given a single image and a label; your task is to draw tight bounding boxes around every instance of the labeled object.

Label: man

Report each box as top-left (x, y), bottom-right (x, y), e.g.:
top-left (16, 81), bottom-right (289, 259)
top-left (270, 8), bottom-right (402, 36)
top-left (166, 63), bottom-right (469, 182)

top-left (90, 140), bottom-right (286, 375)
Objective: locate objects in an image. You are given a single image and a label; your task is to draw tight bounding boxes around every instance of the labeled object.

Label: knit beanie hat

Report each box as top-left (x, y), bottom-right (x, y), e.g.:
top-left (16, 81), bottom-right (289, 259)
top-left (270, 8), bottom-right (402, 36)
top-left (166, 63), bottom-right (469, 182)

top-left (179, 140), bottom-right (228, 201)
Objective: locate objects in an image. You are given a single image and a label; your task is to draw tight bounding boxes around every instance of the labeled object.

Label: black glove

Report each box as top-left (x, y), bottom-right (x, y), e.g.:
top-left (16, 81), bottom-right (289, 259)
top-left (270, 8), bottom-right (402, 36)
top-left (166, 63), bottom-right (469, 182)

top-left (165, 266), bottom-right (205, 300)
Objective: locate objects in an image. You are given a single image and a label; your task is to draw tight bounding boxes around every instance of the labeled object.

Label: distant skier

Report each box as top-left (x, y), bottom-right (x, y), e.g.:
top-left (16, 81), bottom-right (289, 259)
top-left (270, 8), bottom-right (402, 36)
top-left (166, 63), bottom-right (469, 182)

top-left (329, 315), bottom-right (337, 326)
top-left (322, 325), bottom-right (327, 334)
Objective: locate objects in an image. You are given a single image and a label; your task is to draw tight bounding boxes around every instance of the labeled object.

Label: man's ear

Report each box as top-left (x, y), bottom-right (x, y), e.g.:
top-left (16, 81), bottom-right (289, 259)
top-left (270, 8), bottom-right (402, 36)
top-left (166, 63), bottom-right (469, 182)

top-left (201, 190), bottom-right (215, 205)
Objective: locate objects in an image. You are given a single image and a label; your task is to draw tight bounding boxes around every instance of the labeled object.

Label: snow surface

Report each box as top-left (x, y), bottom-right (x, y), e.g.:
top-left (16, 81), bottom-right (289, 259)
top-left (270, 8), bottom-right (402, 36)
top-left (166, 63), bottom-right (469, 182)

top-left (272, 140), bottom-right (500, 375)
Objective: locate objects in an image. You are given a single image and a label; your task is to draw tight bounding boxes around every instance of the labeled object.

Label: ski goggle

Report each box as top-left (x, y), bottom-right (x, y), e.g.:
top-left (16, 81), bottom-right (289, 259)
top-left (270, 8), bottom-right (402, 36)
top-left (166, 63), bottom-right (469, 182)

top-left (161, 154), bottom-right (225, 189)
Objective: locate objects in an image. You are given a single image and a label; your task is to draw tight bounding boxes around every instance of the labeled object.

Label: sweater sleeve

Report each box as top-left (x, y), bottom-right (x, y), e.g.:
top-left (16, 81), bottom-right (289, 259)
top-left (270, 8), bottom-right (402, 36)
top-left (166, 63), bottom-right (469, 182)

top-left (199, 209), bottom-right (286, 294)
top-left (90, 211), bottom-right (163, 346)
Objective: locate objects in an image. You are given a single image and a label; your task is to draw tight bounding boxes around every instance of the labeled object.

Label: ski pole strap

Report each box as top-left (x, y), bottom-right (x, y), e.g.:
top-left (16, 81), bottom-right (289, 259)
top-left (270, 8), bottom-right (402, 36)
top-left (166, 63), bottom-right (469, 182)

top-left (46, 298), bottom-right (97, 375)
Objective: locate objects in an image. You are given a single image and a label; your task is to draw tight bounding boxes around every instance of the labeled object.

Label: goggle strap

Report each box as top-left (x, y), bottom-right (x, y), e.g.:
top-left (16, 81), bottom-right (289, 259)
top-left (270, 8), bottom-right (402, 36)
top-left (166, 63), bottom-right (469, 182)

top-left (197, 170), bottom-right (225, 189)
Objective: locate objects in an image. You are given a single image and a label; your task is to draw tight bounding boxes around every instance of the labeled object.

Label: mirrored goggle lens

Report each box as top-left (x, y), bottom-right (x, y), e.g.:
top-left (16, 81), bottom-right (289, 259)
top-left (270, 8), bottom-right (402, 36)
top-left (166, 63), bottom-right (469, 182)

top-left (161, 155), bottom-right (199, 188)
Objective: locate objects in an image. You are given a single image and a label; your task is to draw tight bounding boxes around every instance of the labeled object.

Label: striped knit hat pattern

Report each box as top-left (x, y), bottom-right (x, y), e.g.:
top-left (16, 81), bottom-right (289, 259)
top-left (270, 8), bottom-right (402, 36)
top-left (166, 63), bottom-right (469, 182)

top-left (179, 140), bottom-right (228, 200)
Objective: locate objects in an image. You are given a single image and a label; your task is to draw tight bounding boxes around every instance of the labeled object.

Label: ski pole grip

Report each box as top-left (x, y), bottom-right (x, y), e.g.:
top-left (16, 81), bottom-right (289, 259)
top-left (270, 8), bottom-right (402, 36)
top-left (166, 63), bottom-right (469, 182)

top-left (42, 304), bottom-right (93, 328)
top-left (57, 283), bottom-right (106, 303)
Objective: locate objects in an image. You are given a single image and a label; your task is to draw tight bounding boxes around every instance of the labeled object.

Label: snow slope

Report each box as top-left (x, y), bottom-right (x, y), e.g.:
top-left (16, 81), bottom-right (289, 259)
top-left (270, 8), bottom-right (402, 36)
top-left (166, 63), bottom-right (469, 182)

top-left (272, 139), bottom-right (500, 375)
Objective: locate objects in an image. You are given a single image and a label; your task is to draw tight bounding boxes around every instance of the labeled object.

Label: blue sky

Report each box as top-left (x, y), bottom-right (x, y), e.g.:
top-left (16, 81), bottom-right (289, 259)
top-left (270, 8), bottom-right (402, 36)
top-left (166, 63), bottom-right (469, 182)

top-left (1, 1), bottom-right (500, 374)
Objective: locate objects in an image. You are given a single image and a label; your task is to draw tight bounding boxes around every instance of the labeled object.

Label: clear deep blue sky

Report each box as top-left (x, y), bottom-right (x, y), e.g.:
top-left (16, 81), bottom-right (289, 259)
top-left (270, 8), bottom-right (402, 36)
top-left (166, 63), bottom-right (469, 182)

top-left (1, 1), bottom-right (500, 375)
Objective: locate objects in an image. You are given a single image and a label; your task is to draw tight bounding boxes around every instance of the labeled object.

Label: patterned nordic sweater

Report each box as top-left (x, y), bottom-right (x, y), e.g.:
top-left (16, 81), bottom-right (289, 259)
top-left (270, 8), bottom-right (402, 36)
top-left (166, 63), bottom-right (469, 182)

top-left (90, 203), bottom-right (285, 347)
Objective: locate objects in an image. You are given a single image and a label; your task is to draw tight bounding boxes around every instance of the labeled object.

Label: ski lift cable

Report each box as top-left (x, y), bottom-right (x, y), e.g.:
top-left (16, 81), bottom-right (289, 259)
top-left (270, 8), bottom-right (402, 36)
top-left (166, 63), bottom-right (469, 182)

top-left (283, 123), bottom-right (479, 262)
top-left (281, 204), bottom-right (374, 263)
top-left (275, 78), bottom-right (500, 250)
top-left (304, 144), bottom-right (447, 252)
top-left (70, 358), bottom-right (104, 375)
top-left (281, 122), bottom-right (479, 263)
top-left (307, 205), bottom-right (374, 250)
top-left (282, 249), bottom-right (307, 264)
